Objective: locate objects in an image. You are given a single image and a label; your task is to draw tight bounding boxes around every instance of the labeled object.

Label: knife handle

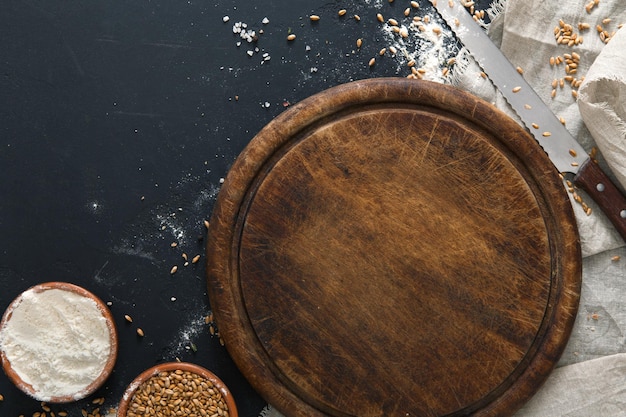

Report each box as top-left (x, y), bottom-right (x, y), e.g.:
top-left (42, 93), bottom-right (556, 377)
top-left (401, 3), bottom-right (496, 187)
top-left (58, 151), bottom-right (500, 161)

top-left (574, 159), bottom-right (626, 242)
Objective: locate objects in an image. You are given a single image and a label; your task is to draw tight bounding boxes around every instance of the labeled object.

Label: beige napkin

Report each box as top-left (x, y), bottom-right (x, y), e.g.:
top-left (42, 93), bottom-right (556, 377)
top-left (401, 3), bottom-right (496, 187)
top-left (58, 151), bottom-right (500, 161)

top-left (514, 353), bottom-right (626, 416)
top-left (578, 27), bottom-right (626, 191)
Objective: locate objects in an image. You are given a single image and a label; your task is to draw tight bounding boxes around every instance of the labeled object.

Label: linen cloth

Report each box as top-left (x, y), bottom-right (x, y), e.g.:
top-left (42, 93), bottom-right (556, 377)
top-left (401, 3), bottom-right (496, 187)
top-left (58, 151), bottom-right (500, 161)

top-left (259, 1), bottom-right (626, 416)
top-left (578, 26), bottom-right (626, 194)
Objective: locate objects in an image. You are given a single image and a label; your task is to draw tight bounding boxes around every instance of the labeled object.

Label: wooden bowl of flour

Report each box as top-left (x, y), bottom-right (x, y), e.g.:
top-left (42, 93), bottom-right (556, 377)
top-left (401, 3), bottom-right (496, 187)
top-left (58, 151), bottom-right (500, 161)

top-left (0, 282), bottom-right (118, 402)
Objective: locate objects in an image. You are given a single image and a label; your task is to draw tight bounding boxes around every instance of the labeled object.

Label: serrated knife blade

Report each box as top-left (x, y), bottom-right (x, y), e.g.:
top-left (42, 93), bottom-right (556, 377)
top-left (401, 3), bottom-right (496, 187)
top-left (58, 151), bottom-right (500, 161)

top-left (431, 0), bottom-right (626, 242)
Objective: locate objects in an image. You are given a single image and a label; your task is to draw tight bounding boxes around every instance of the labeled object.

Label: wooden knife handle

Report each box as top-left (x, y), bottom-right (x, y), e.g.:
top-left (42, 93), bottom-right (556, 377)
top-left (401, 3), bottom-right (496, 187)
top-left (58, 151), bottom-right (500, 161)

top-left (574, 158), bottom-right (626, 243)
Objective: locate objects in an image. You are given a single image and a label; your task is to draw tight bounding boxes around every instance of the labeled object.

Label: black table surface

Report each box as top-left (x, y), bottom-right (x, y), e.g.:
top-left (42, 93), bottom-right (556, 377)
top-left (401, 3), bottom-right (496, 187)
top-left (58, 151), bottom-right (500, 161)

top-left (0, 1), bottom-right (490, 416)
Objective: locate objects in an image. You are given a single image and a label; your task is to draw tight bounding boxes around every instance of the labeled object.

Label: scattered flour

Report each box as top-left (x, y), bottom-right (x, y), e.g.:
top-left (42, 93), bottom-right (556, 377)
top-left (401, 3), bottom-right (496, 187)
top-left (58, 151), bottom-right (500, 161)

top-left (156, 211), bottom-right (187, 245)
top-left (379, 9), bottom-right (459, 82)
top-left (166, 310), bottom-right (209, 357)
top-left (0, 287), bottom-right (112, 401)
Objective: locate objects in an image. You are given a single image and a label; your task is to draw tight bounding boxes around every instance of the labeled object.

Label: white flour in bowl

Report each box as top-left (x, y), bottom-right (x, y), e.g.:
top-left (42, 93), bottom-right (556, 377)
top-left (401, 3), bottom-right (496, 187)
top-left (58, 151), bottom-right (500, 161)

top-left (0, 287), bottom-right (112, 401)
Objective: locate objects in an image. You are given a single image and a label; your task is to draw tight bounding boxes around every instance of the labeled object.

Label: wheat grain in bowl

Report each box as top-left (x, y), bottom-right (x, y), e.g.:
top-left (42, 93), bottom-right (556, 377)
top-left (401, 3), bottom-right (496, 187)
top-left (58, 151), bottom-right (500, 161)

top-left (117, 362), bottom-right (237, 417)
top-left (0, 282), bottom-right (118, 402)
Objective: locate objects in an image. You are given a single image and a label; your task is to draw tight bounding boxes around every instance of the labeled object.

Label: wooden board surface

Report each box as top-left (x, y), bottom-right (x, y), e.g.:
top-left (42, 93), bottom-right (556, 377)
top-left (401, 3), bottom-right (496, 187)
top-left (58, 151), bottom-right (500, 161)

top-left (205, 78), bottom-right (581, 417)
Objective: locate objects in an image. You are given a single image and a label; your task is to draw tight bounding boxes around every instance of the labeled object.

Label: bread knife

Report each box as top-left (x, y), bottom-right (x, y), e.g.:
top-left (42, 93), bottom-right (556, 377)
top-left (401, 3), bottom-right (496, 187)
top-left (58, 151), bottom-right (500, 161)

top-left (431, 0), bottom-right (626, 242)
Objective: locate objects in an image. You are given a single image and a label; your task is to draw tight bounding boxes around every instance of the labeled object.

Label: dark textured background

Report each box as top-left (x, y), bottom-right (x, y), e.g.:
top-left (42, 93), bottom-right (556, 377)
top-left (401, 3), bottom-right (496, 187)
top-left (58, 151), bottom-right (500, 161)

top-left (0, 1), bottom-right (490, 415)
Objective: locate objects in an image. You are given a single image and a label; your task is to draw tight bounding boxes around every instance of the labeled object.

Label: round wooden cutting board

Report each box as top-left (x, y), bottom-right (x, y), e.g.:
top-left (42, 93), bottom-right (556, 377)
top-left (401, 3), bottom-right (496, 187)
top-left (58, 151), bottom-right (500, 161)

top-left (205, 78), bottom-right (581, 417)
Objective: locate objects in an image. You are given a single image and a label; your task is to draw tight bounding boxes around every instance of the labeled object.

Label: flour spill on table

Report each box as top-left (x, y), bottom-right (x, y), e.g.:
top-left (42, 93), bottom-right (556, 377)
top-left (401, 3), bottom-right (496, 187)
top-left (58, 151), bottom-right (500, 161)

top-left (114, 177), bottom-right (222, 356)
top-left (165, 308), bottom-right (211, 357)
top-left (109, 170), bottom-right (218, 266)
top-left (189, 183), bottom-right (222, 232)
top-left (156, 211), bottom-right (188, 246)
top-left (110, 239), bottom-right (158, 263)
top-left (377, 8), bottom-right (459, 82)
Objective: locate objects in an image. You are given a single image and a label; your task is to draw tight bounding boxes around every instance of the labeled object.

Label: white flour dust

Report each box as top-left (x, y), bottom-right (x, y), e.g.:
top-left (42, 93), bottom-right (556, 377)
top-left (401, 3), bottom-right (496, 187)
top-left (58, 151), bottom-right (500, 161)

top-left (156, 211), bottom-right (187, 245)
top-left (165, 310), bottom-right (209, 357)
top-left (110, 166), bottom-right (220, 266)
top-left (379, 8), bottom-right (459, 82)
top-left (110, 239), bottom-right (157, 263)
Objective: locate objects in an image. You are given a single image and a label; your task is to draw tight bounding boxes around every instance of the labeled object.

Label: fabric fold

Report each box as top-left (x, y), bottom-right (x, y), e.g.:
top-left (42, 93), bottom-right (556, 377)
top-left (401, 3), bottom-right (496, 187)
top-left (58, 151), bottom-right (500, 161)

top-left (578, 27), bottom-right (626, 191)
top-left (514, 353), bottom-right (626, 416)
